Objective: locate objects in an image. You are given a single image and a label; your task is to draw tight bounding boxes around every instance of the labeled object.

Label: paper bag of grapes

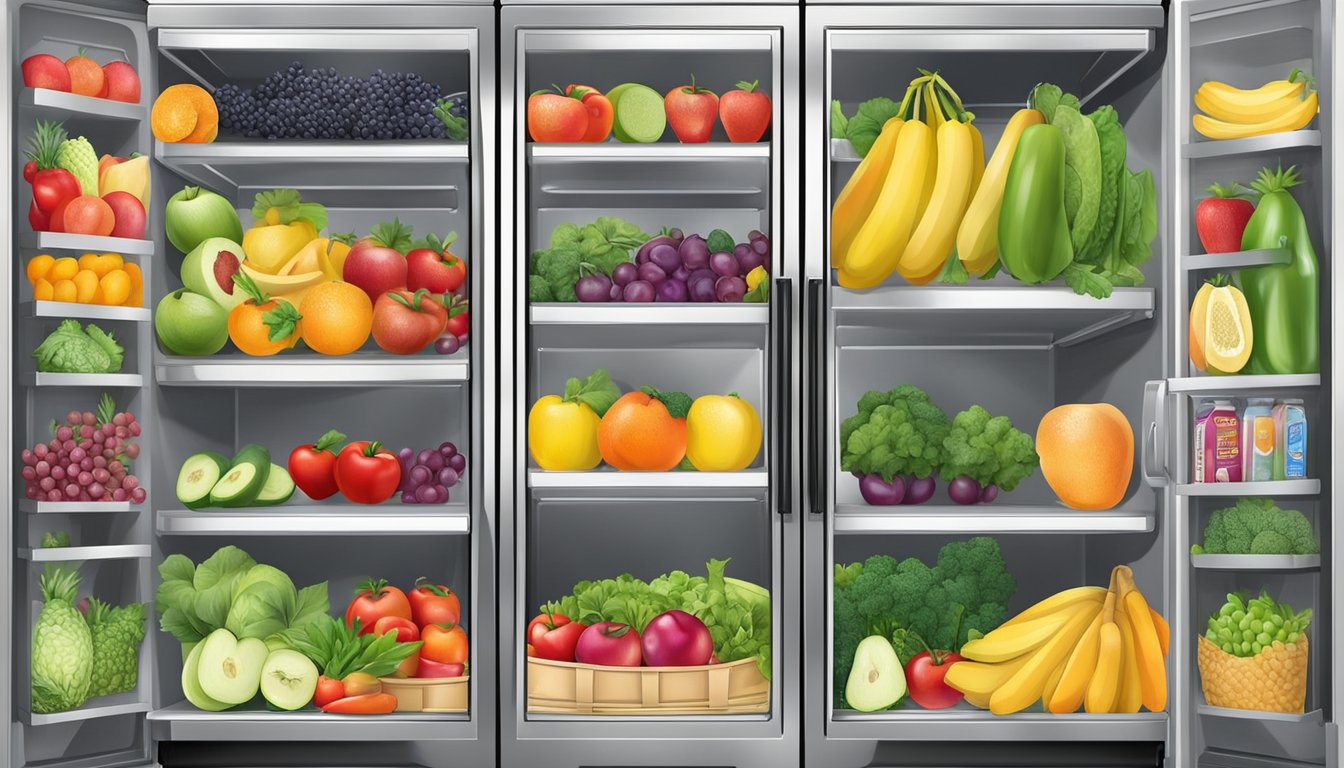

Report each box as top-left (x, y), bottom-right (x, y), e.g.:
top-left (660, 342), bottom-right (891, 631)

top-left (1198, 591), bottom-right (1310, 714)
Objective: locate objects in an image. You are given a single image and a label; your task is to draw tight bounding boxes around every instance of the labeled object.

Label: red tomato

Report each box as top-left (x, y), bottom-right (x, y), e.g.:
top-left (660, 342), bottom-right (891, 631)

top-left (565, 83), bottom-right (614, 142)
top-left (405, 232), bottom-right (466, 294)
top-left (422, 622), bottom-right (469, 664)
top-left (442, 294), bottom-right (469, 340)
top-left (313, 675), bottom-right (344, 708)
top-left (527, 88), bottom-right (588, 142)
top-left (905, 649), bottom-right (965, 709)
top-left (529, 613), bottom-right (587, 663)
top-left (408, 578), bottom-right (462, 628)
top-left (664, 76), bottom-right (719, 143)
top-left (527, 610), bottom-right (571, 647)
top-left (287, 429), bottom-right (345, 500)
top-left (373, 615), bottom-right (420, 642)
top-left (372, 288), bottom-right (448, 355)
top-left (333, 440), bottom-right (402, 504)
top-left (345, 579), bottom-right (413, 634)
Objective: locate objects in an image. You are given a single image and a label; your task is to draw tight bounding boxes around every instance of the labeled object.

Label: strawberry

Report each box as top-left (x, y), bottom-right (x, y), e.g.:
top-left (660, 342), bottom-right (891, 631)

top-left (1195, 182), bottom-right (1255, 254)
top-left (664, 75), bottom-right (719, 143)
top-left (719, 80), bottom-right (772, 143)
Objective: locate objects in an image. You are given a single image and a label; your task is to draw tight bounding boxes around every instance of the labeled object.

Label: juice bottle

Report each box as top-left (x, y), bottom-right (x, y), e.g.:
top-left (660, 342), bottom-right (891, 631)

top-left (1248, 414), bottom-right (1275, 482)
top-left (1273, 399), bottom-right (1308, 480)
top-left (1241, 398), bottom-right (1273, 479)
top-left (1194, 400), bottom-right (1241, 483)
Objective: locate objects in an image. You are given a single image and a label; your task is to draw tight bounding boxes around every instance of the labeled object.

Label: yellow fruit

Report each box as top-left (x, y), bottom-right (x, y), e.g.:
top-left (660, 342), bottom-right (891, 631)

top-left (1196, 76), bottom-right (1306, 119)
top-left (1049, 606), bottom-right (1105, 713)
top-left (79, 253), bottom-right (99, 272)
top-left (243, 220), bottom-right (318, 274)
top-left (1150, 608), bottom-right (1170, 657)
top-left (842, 120), bottom-right (935, 286)
top-left (961, 610), bottom-right (1074, 663)
top-left (1188, 281), bottom-right (1212, 371)
top-left (239, 262), bottom-right (326, 309)
top-left (957, 108), bottom-right (1045, 275)
top-left (967, 123), bottom-right (985, 200)
top-left (1037, 403), bottom-right (1134, 510)
top-left (99, 270), bottom-right (132, 306)
top-left (1040, 660), bottom-right (1066, 711)
top-left (1113, 603), bottom-right (1144, 713)
top-left (284, 238), bottom-right (344, 281)
top-left (1193, 90), bottom-right (1318, 139)
top-left (49, 257), bottom-right (79, 282)
top-left (73, 269), bottom-right (100, 303)
top-left (33, 278), bottom-right (55, 301)
top-left (1083, 591), bottom-right (1122, 713)
top-left (831, 117), bottom-right (904, 268)
top-left (52, 279), bottom-right (77, 303)
top-left (26, 255), bottom-right (54, 284)
top-left (745, 265), bottom-right (767, 292)
top-left (898, 119), bottom-right (976, 284)
top-left (529, 395), bottom-right (604, 471)
top-left (99, 154), bottom-right (151, 207)
top-left (685, 393), bottom-right (762, 471)
top-left (1201, 278), bottom-right (1253, 373)
top-left (297, 281), bottom-right (372, 355)
top-left (123, 262), bottom-right (144, 307)
top-left (944, 655), bottom-right (1031, 700)
top-left (999, 586), bottom-right (1106, 629)
top-left (1114, 565), bottom-right (1166, 712)
top-left (989, 602), bottom-right (1100, 715)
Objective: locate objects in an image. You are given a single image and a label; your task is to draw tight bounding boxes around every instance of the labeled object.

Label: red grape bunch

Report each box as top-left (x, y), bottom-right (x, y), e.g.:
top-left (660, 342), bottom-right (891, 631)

top-left (20, 394), bottom-right (145, 504)
top-left (397, 441), bottom-right (467, 504)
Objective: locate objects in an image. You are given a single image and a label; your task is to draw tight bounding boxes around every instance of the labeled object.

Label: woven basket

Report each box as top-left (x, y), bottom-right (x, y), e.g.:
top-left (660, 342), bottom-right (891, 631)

top-left (1197, 634), bottom-right (1308, 713)
top-left (378, 676), bottom-right (469, 713)
top-left (527, 657), bottom-right (769, 715)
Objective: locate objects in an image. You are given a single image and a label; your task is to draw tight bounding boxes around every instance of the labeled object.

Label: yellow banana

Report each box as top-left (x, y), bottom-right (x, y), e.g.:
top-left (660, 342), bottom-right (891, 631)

top-left (914, 120), bottom-right (940, 226)
top-left (1113, 603), bottom-right (1143, 713)
top-left (925, 83), bottom-right (945, 133)
top-left (944, 654), bottom-right (1031, 699)
top-left (963, 690), bottom-right (991, 709)
top-left (898, 119), bottom-right (976, 284)
top-left (1114, 566), bottom-right (1167, 711)
top-left (1195, 77), bottom-right (1306, 123)
top-left (1084, 591), bottom-right (1121, 713)
top-left (967, 123), bottom-right (985, 200)
top-left (841, 120), bottom-right (934, 285)
top-left (1150, 607), bottom-right (1170, 657)
top-left (989, 602), bottom-right (1101, 715)
top-left (956, 108), bottom-right (1046, 275)
top-left (1193, 90), bottom-right (1318, 140)
top-left (831, 117), bottom-right (904, 268)
top-left (999, 586), bottom-right (1106, 629)
top-left (961, 609), bottom-right (1075, 663)
top-left (1040, 660), bottom-right (1066, 711)
top-left (1048, 606), bottom-right (1105, 713)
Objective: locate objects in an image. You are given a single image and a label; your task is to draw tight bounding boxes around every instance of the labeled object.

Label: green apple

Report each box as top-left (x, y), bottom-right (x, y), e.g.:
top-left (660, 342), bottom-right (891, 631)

top-left (846, 635), bottom-right (906, 712)
top-left (182, 237), bottom-right (246, 310)
top-left (165, 186), bottom-right (243, 255)
top-left (197, 628), bottom-right (269, 705)
top-left (181, 642), bottom-right (232, 711)
top-left (259, 649), bottom-right (319, 711)
top-left (155, 289), bottom-right (228, 356)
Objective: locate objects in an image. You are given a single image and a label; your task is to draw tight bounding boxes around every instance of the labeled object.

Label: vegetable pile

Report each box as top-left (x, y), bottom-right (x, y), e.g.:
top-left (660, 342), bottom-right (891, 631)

top-left (1191, 497), bottom-right (1319, 556)
top-left (33, 320), bottom-right (124, 373)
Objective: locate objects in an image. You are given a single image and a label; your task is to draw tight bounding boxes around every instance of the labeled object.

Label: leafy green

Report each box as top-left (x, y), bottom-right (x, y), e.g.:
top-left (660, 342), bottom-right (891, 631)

top-left (562, 368), bottom-right (621, 416)
top-left (529, 218), bottom-right (651, 302)
top-left (432, 97), bottom-right (469, 141)
top-left (845, 97), bottom-right (901, 157)
top-left (1062, 262), bottom-right (1114, 299)
top-left (1080, 106), bottom-right (1127, 264)
top-left (640, 385), bottom-right (693, 419)
top-left (839, 385), bottom-right (950, 481)
top-left (1028, 83), bottom-right (1080, 123)
top-left (252, 188), bottom-right (327, 231)
top-left (33, 320), bottom-right (124, 373)
top-left (282, 615), bottom-right (422, 679)
top-left (85, 598), bottom-right (146, 697)
top-left (833, 538), bottom-right (1016, 707)
top-left (743, 277), bottom-right (770, 303)
top-left (830, 100), bottom-right (849, 139)
top-left (1192, 497), bottom-right (1319, 555)
top-left (940, 405), bottom-right (1039, 491)
top-left (41, 531), bottom-right (70, 548)
top-left (706, 229), bottom-right (735, 254)
top-left (1051, 104), bottom-right (1102, 251)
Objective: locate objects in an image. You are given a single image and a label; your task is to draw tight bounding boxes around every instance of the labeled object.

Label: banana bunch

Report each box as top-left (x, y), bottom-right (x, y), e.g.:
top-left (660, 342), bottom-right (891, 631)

top-left (832, 70), bottom-right (984, 288)
top-left (1194, 69), bottom-right (1318, 140)
top-left (945, 566), bottom-right (1170, 715)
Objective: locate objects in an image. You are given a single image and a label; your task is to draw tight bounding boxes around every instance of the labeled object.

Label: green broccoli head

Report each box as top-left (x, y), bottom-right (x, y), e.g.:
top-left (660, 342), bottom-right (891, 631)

top-left (535, 244), bottom-right (583, 302)
top-left (1199, 497), bottom-right (1319, 555)
top-left (839, 386), bottom-right (950, 481)
top-left (528, 276), bottom-right (556, 303)
top-left (940, 405), bottom-right (1040, 491)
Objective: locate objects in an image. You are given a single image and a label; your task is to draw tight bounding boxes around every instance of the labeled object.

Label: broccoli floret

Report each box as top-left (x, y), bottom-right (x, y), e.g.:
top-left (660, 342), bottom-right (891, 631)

top-left (533, 244), bottom-right (583, 303)
top-left (940, 405), bottom-right (1040, 491)
top-left (528, 276), bottom-right (555, 303)
top-left (1195, 497), bottom-right (1319, 555)
top-left (550, 222), bottom-right (581, 247)
top-left (839, 385), bottom-right (950, 481)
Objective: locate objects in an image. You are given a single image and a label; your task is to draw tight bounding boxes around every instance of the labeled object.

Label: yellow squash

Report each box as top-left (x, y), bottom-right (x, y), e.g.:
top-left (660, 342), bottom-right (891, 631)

top-left (685, 393), bottom-right (762, 471)
top-left (841, 120), bottom-right (935, 286)
top-left (831, 117), bottom-right (903, 269)
top-left (957, 108), bottom-right (1046, 275)
top-left (528, 395), bottom-right (603, 471)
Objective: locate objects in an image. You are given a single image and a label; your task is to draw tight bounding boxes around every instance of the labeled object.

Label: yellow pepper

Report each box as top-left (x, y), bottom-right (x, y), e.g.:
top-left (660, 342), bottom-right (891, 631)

top-left (685, 393), bottom-right (762, 471)
top-left (528, 395), bottom-right (603, 471)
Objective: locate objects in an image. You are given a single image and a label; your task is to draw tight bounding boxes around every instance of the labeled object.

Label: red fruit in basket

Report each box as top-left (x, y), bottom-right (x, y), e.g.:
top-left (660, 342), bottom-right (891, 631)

top-left (409, 578), bottom-right (462, 628)
top-left (1195, 182), bottom-right (1255, 254)
top-left (527, 86), bottom-right (588, 143)
top-left (575, 622), bottom-right (642, 667)
top-left (528, 611), bottom-right (587, 663)
top-left (719, 80), bottom-right (772, 143)
top-left (641, 610), bottom-right (713, 666)
top-left (345, 579), bottom-right (413, 635)
top-left (566, 83), bottom-right (614, 142)
top-left (103, 191), bottom-right (146, 239)
top-left (343, 220), bottom-right (411, 304)
top-left (101, 60), bottom-right (141, 103)
top-left (288, 429), bottom-right (345, 501)
top-left (416, 658), bottom-right (465, 678)
top-left (334, 440), bottom-right (402, 504)
top-left (665, 75), bottom-right (719, 143)
top-left (406, 232), bottom-right (466, 294)
top-left (22, 54), bottom-right (72, 91)
top-left (374, 616), bottom-right (420, 643)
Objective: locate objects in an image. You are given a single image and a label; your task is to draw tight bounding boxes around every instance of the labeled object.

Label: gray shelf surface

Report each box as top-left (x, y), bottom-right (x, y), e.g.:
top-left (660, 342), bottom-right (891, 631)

top-left (24, 300), bottom-right (151, 323)
top-left (18, 544), bottom-right (151, 561)
top-left (830, 703), bottom-right (1167, 741)
top-left (1191, 554), bottom-right (1321, 570)
top-left (155, 352), bottom-right (469, 386)
top-left (18, 500), bottom-right (136, 514)
top-left (22, 372), bottom-right (143, 388)
top-left (21, 692), bottom-right (150, 726)
top-left (1175, 479), bottom-right (1320, 497)
top-left (156, 505), bottom-right (470, 535)
top-left (528, 468), bottom-right (768, 489)
top-left (19, 87), bottom-right (145, 123)
top-left (1183, 248), bottom-right (1292, 271)
top-left (832, 504), bottom-right (1155, 534)
top-left (1168, 374), bottom-right (1321, 392)
top-left (530, 303), bottom-right (770, 325)
top-left (1197, 703), bottom-right (1323, 723)
top-left (1184, 130), bottom-right (1322, 159)
top-left (147, 701), bottom-right (470, 741)
top-left (18, 231), bottom-right (155, 256)
top-left (529, 142), bottom-right (770, 161)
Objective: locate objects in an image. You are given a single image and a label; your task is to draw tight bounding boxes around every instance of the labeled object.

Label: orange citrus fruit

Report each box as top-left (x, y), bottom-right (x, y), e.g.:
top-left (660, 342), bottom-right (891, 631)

top-left (299, 282), bottom-right (372, 355)
top-left (1036, 403), bottom-right (1134, 510)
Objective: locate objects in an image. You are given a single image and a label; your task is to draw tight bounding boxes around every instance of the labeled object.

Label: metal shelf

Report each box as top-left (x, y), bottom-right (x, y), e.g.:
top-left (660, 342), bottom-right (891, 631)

top-left (1197, 703), bottom-right (1323, 724)
top-left (1168, 374), bottom-right (1320, 392)
top-left (147, 701), bottom-right (470, 741)
top-left (22, 372), bottom-right (143, 388)
top-left (830, 138), bottom-right (862, 163)
top-left (832, 504), bottom-right (1155, 534)
top-left (155, 353), bottom-right (469, 387)
top-left (1191, 554), bottom-right (1321, 570)
top-left (18, 231), bottom-right (154, 256)
top-left (1183, 248), bottom-right (1292, 271)
top-left (18, 544), bottom-right (151, 562)
top-left (18, 500), bottom-right (136, 514)
top-left (156, 505), bottom-right (470, 535)
top-left (829, 705), bottom-right (1167, 742)
top-left (1176, 479), bottom-right (1320, 497)
top-left (529, 142), bottom-right (769, 162)
top-left (23, 301), bottom-right (151, 323)
top-left (529, 469), bottom-right (768, 490)
top-left (18, 88), bottom-right (145, 124)
top-left (530, 303), bottom-right (770, 325)
top-left (1184, 130), bottom-right (1322, 159)
top-left (21, 693), bottom-right (151, 727)
top-left (830, 286), bottom-right (1154, 348)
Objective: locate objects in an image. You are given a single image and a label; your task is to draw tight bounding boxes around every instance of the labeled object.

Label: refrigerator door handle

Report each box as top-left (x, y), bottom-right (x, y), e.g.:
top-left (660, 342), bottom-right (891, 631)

top-left (773, 277), bottom-right (793, 516)
top-left (1141, 379), bottom-right (1169, 487)
top-left (806, 277), bottom-right (827, 516)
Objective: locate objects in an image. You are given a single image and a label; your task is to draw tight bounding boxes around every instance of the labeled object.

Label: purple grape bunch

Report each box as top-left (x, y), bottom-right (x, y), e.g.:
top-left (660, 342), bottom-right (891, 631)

top-left (21, 395), bottom-right (145, 504)
top-left (575, 228), bottom-right (771, 304)
top-left (397, 441), bottom-right (467, 504)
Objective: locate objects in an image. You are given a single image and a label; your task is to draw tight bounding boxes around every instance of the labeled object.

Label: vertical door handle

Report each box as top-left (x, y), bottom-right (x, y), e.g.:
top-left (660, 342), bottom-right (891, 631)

top-left (1141, 379), bottom-right (1169, 487)
top-left (806, 278), bottom-right (827, 516)
top-left (773, 278), bottom-right (792, 516)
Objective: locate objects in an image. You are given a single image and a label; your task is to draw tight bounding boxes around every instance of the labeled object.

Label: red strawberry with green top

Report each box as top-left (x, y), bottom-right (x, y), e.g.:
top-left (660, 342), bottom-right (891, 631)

top-left (1195, 181), bottom-right (1255, 254)
top-left (664, 75), bottom-right (719, 144)
top-left (719, 80), bottom-right (772, 143)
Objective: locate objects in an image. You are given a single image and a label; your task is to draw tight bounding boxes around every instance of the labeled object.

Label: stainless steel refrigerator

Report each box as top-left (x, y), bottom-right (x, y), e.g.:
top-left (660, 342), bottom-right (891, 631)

top-left (804, 1), bottom-right (1338, 767)
top-left (5, 2), bottom-right (497, 766)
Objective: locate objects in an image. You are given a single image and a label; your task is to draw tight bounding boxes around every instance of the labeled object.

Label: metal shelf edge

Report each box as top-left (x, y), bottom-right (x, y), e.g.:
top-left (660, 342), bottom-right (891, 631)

top-left (832, 506), bottom-right (1155, 534)
top-left (25, 301), bottom-right (152, 322)
top-left (1191, 554), bottom-right (1321, 570)
top-left (155, 508), bottom-right (471, 535)
top-left (1168, 374), bottom-right (1321, 392)
top-left (1175, 480), bottom-right (1320, 497)
top-left (1182, 248), bottom-right (1292, 271)
top-left (18, 544), bottom-right (153, 561)
top-left (528, 470), bottom-right (768, 489)
top-left (1183, 129), bottom-right (1322, 158)
top-left (529, 304), bottom-right (770, 325)
top-left (18, 231), bottom-right (155, 255)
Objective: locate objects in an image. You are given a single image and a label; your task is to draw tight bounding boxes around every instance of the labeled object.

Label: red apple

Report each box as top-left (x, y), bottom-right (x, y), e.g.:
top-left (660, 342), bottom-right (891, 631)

top-left (641, 610), bottom-right (713, 666)
top-left (103, 191), bottom-right (146, 239)
top-left (101, 61), bottom-right (140, 103)
top-left (416, 658), bottom-right (465, 678)
top-left (343, 225), bottom-right (410, 304)
top-left (21, 54), bottom-right (71, 92)
top-left (574, 622), bottom-right (642, 667)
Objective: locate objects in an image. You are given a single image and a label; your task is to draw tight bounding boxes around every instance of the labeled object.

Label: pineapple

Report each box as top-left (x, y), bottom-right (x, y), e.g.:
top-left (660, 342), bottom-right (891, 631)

top-left (85, 598), bottom-right (147, 698)
top-left (31, 565), bottom-right (93, 713)
top-left (56, 133), bottom-right (99, 196)
top-left (25, 120), bottom-right (68, 172)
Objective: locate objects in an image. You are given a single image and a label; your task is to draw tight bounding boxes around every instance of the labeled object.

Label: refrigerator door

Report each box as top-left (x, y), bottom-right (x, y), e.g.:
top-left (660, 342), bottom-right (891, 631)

top-left (500, 4), bottom-right (800, 767)
top-left (805, 4), bottom-right (1174, 767)
top-left (1170, 0), bottom-right (1334, 765)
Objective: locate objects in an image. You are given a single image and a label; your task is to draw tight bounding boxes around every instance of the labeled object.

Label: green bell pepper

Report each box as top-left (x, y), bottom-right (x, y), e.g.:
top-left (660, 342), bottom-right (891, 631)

top-left (1234, 165), bottom-right (1319, 375)
top-left (999, 123), bottom-right (1074, 283)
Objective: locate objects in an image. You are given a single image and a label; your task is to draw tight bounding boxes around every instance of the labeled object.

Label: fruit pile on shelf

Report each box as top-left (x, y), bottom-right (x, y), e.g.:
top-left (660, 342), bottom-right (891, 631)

top-left (1193, 70), bottom-right (1318, 141)
top-left (528, 78), bottom-right (770, 144)
top-left (26, 253), bottom-right (143, 308)
top-left (24, 120), bottom-right (149, 238)
top-left (21, 49), bottom-right (141, 103)
top-left (20, 394), bottom-right (145, 504)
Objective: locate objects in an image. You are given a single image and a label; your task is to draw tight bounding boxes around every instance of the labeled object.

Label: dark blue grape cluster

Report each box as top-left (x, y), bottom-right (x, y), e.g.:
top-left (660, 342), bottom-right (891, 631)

top-left (213, 61), bottom-right (468, 141)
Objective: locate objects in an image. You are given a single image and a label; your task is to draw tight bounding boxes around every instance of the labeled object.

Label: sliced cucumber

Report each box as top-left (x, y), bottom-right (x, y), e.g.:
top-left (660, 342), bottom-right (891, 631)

top-left (254, 464), bottom-right (295, 506)
top-left (614, 85), bottom-right (666, 144)
top-left (210, 444), bottom-right (271, 508)
top-left (177, 451), bottom-right (231, 509)
top-left (606, 83), bottom-right (641, 143)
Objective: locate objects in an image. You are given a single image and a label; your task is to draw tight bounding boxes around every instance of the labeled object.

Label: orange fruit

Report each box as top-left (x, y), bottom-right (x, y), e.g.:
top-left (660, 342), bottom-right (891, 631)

top-left (26, 255), bottom-right (54, 284)
top-left (151, 84), bottom-right (218, 143)
top-left (52, 279), bottom-right (77, 303)
top-left (62, 196), bottom-right (116, 236)
top-left (73, 269), bottom-right (101, 303)
top-left (66, 50), bottom-right (105, 97)
top-left (49, 257), bottom-right (79, 282)
top-left (597, 390), bottom-right (688, 470)
top-left (99, 270), bottom-right (131, 306)
top-left (33, 278), bottom-right (55, 301)
top-left (298, 282), bottom-right (372, 355)
top-left (123, 262), bottom-right (143, 306)
top-left (1036, 403), bottom-right (1134, 510)
top-left (229, 296), bottom-right (300, 356)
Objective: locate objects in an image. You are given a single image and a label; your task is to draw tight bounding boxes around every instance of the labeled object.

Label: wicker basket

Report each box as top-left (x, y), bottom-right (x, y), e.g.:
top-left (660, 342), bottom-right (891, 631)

top-left (1197, 634), bottom-right (1308, 714)
top-left (378, 676), bottom-right (469, 713)
top-left (527, 657), bottom-right (769, 715)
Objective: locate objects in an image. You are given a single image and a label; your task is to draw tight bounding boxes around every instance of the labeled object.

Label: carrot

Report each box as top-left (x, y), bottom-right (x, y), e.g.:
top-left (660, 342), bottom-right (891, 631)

top-left (320, 692), bottom-right (397, 715)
